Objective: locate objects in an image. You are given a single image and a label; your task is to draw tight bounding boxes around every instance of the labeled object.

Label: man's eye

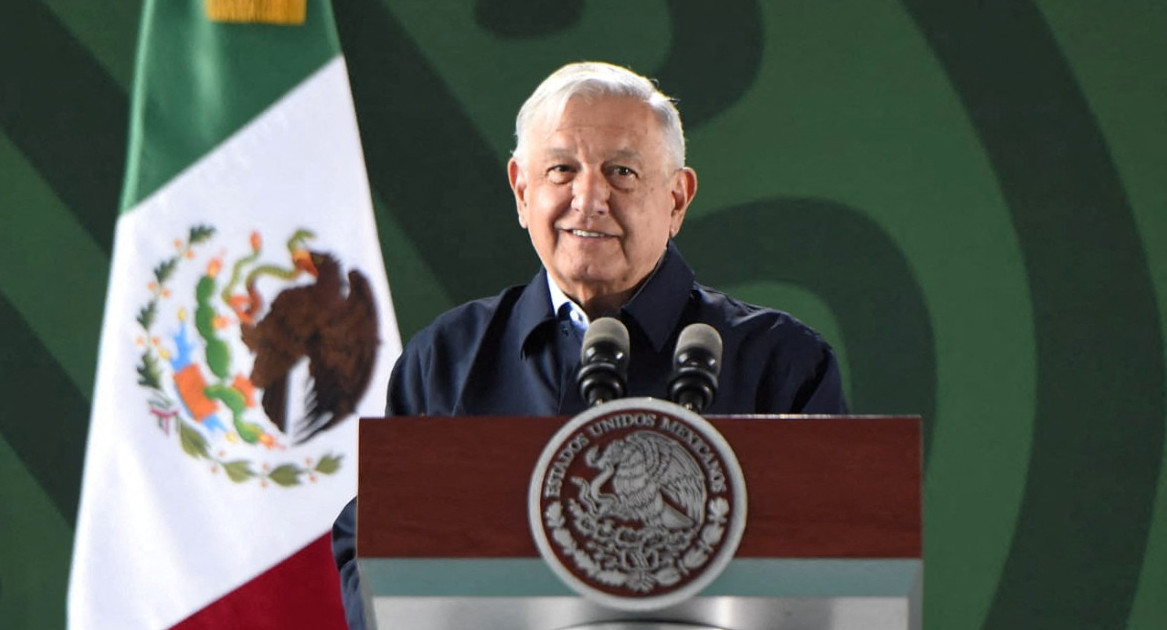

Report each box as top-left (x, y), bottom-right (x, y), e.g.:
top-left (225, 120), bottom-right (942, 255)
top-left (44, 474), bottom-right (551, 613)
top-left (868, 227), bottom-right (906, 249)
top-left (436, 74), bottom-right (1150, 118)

top-left (607, 166), bottom-right (639, 188)
top-left (546, 165), bottom-right (574, 182)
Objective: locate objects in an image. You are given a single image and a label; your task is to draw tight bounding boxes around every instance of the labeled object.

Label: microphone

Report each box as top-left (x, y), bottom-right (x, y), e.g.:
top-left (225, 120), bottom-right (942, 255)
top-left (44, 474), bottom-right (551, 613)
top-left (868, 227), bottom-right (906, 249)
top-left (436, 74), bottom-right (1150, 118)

top-left (668, 323), bottom-right (723, 413)
top-left (577, 317), bottom-right (630, 407)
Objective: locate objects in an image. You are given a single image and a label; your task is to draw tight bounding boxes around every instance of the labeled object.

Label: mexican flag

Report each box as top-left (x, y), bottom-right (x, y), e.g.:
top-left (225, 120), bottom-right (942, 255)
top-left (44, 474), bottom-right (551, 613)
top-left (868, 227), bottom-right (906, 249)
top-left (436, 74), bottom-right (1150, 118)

top-left (68, 1), bottom-right (400, 628)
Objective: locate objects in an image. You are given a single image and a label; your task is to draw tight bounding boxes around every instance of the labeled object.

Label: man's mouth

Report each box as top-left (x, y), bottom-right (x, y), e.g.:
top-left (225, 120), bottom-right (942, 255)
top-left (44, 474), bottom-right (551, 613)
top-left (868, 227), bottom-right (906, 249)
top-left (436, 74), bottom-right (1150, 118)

top-left (564, 228), bottom-right (609, 238)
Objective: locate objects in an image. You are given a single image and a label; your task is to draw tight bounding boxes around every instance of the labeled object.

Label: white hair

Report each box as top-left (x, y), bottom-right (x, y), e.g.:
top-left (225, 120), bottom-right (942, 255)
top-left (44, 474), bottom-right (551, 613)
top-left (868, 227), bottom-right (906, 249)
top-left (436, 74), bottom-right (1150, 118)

top-left (512, 61), bottom-right (686, 170)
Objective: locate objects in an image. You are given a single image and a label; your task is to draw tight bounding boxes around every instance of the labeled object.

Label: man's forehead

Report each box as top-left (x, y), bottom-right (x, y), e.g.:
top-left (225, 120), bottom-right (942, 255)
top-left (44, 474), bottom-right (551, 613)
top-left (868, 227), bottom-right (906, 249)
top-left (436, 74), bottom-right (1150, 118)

top-left (537, 146), bottom-right (645, 162)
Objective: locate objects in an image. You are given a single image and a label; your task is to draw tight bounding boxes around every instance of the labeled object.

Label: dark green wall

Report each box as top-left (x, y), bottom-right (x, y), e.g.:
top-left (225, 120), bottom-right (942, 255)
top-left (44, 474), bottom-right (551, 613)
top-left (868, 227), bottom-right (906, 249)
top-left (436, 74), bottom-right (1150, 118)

top-left (1, 1), bottom-right (1164, 628)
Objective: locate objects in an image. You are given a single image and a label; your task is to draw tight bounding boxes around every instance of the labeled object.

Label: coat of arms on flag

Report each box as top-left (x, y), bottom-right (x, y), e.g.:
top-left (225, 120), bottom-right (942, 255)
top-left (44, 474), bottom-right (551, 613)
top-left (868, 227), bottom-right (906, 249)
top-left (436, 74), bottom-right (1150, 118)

top-left (134, 225), bottom-right (379, 487)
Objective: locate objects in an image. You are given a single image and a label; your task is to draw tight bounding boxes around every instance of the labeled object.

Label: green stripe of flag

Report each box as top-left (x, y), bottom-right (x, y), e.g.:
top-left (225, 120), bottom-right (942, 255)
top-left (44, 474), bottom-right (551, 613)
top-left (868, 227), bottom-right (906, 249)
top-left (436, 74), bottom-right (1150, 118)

top-left (120, 0), bottom-right (340, 212)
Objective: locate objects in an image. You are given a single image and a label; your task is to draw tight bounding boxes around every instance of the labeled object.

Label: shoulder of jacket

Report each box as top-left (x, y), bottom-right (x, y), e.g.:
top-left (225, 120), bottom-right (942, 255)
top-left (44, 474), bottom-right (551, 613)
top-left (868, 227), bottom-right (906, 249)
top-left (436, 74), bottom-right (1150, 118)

top-left (404, 284), bottom-right (526, 351)
top-left (691, 283), bottom-right (830, 347)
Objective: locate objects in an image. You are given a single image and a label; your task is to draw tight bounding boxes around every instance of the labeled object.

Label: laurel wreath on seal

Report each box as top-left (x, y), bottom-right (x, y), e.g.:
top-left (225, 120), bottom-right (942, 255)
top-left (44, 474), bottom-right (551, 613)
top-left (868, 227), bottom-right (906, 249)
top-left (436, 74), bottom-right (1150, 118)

top-left (133, 224), bottom-right (343, 487)
top-left (544, 496), bottom-right (731, 593)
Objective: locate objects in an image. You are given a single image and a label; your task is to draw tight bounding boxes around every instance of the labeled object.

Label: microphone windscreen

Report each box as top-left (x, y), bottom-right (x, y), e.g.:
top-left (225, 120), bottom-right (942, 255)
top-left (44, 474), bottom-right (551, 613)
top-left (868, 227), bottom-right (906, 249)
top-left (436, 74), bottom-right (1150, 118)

top-left (676, 323), bottom-right (723, 370)
top-left (581, 317), bottom-right (630, 362)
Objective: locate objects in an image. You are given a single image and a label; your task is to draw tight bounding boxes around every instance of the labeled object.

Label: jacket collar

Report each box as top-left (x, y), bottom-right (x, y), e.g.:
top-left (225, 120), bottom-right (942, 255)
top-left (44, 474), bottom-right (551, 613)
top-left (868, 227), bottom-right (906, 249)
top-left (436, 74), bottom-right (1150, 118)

top-left (619, 242), bottom-right (694, 353)
top-left (516, 242), bottom-right (695, 355)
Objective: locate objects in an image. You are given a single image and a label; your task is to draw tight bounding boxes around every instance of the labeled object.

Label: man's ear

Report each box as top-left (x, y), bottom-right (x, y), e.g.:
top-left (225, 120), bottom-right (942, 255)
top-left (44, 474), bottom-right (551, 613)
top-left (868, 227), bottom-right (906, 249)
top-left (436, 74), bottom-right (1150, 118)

top-left (669, 166), bottom-right (698, 237)
top-left (508, 158), bottom-right (529, 228)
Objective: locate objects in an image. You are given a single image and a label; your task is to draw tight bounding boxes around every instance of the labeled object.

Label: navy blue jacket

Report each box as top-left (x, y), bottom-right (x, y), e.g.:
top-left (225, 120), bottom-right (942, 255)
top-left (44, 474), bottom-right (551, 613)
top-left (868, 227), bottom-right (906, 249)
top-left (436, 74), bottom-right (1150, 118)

top-left (332, 244), bottom-right (847, 628)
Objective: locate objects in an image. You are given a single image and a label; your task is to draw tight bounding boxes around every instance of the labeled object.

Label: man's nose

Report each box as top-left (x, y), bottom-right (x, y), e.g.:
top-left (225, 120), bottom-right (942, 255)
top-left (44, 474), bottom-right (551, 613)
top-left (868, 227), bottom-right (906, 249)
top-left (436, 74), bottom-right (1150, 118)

top-left (571, 168), bottom-right (610, 216)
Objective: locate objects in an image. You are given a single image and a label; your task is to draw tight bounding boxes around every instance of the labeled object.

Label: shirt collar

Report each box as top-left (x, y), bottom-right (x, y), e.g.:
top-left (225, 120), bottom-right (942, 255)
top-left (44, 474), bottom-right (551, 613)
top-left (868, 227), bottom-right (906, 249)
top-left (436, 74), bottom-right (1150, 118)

top-left (515, 242), bottom-right (695, 355)
top-left (546, 274), bottom-right (591, 335)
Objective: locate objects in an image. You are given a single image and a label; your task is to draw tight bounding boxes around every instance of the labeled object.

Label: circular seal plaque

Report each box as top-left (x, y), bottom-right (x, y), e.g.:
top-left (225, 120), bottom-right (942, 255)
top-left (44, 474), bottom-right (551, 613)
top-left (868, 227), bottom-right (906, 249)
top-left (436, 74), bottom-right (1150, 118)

top-left (529, 397), bottom-right (748, 611)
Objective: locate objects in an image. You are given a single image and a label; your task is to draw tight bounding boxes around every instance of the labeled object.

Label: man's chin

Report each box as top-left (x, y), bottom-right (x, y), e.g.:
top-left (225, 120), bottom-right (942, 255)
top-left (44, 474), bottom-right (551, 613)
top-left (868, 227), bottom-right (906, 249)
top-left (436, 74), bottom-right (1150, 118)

top-left (557, 272), bottom-right (638, 300)
top-left (559, 263), bottom-right (617, 283)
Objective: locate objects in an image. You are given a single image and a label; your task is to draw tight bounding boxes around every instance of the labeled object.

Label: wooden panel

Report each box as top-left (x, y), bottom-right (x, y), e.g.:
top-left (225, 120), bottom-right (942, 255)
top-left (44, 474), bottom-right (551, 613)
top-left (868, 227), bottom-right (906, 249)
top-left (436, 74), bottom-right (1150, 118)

top-left (357, 415), bottom-right (920, 559)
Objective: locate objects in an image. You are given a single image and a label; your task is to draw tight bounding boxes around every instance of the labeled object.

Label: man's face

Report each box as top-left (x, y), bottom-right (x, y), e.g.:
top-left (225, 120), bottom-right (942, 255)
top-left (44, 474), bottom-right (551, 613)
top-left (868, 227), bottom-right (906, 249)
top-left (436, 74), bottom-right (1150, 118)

top-left (508, 95), bottom-right (697, 313)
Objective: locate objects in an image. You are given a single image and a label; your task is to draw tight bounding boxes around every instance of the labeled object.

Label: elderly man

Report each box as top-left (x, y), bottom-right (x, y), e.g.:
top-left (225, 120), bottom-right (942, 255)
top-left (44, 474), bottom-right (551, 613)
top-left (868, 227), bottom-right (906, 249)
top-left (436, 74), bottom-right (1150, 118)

top-left (332, 61), bottom-right (846, 629)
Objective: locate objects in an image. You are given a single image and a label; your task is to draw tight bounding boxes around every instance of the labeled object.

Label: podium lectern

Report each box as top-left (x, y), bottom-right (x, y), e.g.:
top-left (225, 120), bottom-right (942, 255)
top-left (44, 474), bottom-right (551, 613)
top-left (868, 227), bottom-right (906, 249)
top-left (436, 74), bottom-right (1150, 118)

top-left (357, 414), bottom-right (921, 630)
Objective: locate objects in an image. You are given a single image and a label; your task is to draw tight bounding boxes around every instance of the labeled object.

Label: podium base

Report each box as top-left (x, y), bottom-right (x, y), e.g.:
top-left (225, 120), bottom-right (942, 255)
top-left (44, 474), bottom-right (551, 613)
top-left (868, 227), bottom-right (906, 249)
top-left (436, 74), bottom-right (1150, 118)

top-left (560, 623), bottom-right (728, 630)
top-left (370, 596), bottom-right (913, 630)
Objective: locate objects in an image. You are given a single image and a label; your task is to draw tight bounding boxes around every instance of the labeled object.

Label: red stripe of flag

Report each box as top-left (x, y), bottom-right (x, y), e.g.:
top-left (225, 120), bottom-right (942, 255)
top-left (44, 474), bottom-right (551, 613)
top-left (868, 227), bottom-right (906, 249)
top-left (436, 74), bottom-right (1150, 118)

top-left (172, 534), bottom-right (346, 630)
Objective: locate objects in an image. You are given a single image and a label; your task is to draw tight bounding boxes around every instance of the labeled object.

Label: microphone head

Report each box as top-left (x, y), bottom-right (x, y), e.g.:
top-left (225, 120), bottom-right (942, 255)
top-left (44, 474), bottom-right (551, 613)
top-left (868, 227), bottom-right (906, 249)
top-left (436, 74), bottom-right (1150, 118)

top-left (578, 317), bottom-right (630, 406)
top-left (669, 323), bottom-right (723, 413)
top-left (675, 323), bottom-right (722, 372)
top-left (580, 317), bottom-right (630, 364)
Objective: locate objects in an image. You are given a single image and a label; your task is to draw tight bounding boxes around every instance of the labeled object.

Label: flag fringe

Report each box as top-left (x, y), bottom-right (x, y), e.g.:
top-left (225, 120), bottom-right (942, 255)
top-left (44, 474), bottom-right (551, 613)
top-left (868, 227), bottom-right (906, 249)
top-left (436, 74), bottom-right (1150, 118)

top-left (205, 0), bottom-right (306, 25)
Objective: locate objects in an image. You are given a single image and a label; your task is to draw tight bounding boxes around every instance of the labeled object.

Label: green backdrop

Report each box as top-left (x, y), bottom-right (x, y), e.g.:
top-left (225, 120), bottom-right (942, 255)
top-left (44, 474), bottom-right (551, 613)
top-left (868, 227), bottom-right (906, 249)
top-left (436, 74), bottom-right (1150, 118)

top-left (2, 1), bottom-right (1165, 628)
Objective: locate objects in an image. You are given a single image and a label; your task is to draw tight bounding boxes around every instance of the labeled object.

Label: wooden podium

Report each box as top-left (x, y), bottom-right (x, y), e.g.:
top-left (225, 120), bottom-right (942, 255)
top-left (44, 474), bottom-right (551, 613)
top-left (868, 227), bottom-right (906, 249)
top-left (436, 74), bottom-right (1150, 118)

top-left (357, 413), bottom-right (921, 630)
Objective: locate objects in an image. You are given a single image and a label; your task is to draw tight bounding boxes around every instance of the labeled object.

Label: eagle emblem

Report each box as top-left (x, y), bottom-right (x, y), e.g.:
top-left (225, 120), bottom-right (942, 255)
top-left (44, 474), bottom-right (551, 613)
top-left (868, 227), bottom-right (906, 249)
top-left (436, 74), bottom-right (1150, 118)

top-left (133, 225), bottom-right (379, 487)
top-left (529, 398), bottom-right (747, 611)
top-left (579, 431), bottom-right (706, 530)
